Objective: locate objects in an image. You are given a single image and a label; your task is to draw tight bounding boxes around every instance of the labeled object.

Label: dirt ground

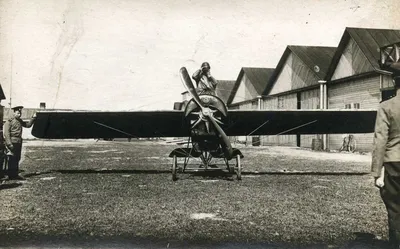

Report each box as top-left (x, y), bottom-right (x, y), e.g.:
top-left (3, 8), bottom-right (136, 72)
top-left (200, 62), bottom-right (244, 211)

top-left (0, 140), bottom-right (389, 248)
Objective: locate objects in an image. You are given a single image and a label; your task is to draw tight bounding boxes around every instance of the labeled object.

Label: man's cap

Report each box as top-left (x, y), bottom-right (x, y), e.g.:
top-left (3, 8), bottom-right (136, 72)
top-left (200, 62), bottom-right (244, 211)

top-left (11, 106), bottom-right (23, 111)
top-left (201, 62), bottom-right (211, 70)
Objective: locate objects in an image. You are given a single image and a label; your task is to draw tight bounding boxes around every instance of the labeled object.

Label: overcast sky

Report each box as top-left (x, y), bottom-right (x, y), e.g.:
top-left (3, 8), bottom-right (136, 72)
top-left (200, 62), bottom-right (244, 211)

top-left (0, 0), bottom-right (399, 110)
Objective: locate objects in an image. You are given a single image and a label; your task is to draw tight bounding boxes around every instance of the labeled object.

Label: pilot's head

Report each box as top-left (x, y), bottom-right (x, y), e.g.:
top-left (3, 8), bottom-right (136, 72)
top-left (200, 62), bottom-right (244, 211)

top-left (201, 62), bottom-right (211, 73)
top-left (11, 106), bottom-right (23, 119)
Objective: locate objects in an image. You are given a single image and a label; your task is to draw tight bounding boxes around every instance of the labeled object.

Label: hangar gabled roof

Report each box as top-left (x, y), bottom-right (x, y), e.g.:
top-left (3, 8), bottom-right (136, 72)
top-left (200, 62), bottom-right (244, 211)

top-left (216, 80), bottom-right (235, 103)
top-left (227, 67), bottom-right (275, 105)
top-left (262, 45), bottom-right (336, 96)
top-left (325, 27), bottom-right (400, 80)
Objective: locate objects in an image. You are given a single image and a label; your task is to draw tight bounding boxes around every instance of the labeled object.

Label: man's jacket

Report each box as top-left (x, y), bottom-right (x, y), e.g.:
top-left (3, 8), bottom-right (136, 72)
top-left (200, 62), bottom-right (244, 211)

top-left (3, 117), bottom-right (35, 145)
top-left (192, 69), bottom-right (217, 95)
top-left (371, 94), bottom-right (400, 177)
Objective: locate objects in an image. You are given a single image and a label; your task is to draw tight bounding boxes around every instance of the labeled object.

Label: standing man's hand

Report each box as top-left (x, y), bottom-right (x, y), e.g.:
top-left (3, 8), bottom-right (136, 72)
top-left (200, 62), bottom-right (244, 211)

top-left (32, 112), bottom-right (37, 118)
top-left (375, 166), bottom-right (385, 188)
top-left (375, 176), bottom-right (385, 188)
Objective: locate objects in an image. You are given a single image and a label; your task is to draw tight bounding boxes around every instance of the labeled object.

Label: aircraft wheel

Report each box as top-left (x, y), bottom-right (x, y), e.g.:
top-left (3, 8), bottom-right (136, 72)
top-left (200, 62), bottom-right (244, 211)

top-left (172, 155), bottom-right (178, 181)
top-left (236, 154), bottom-right (241, 180)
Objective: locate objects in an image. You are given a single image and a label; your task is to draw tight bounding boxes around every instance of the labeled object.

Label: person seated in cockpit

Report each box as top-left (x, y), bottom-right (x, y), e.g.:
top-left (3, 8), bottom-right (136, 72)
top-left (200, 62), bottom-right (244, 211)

top-left (192, 62), bottom-right (217, 95)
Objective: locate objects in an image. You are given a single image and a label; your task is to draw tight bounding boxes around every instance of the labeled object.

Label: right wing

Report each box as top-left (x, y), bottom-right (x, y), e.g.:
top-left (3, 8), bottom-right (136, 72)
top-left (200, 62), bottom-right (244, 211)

top-left (225, 109), bottom-right (377, 136)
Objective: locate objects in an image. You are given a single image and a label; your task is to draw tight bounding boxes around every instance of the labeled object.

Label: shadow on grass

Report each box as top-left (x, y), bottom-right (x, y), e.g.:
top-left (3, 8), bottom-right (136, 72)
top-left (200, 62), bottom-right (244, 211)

top-left (339, 232), bottom-right (391, 249)
top-left (0, 182), bottom-right (23, 190)
top-left (178, 170), bottom-right (236, 181)
top-left (0, 233), bottom-right (392, 249)
top-left (22, 169), bottom-right (370, 178)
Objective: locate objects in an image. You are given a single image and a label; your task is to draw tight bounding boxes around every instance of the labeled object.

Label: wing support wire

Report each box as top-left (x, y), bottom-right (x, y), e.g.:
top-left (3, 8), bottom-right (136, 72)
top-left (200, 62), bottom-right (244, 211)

top-left (247, 120), bottom-right (269, 136)
top-left (274, 120), bottom-right (318, 136)
top-left (93, 121), bottom-right (138, 138)
top-left (245, 119), bottom-right (318, 146)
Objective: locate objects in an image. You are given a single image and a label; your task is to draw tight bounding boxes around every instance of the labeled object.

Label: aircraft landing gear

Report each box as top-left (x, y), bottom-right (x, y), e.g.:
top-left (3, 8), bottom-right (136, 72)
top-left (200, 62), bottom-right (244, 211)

top-left (169, 147), bottom-right (243, 181)
top-left (172, 155), bottom-right (178, 181)
top-left (226, 154), bottom-right (241, 180)
top-left (235, 154), bottom-right (242, 180)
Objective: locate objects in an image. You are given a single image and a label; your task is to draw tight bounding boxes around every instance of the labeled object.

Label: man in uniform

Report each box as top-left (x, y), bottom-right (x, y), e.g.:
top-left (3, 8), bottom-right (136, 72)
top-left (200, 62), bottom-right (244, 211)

top-left (192, 62), bottom-right (218, 95)
top-left (371, 75), bottom-right (400, 248)
top-left (3, 106), bottom-right (36, 180)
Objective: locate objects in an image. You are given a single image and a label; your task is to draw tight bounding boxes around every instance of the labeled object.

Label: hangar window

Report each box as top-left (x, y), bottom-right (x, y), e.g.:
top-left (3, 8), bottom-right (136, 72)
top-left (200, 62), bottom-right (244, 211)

top-left (344, 103), bottom-right (360, 109)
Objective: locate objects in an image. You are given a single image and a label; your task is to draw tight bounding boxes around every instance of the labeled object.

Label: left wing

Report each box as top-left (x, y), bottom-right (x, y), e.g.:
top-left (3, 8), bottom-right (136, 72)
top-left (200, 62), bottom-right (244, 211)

top-left (32, 110), bottom-right (189, 139)
top-left (32, 109), bottom-right (377, 139)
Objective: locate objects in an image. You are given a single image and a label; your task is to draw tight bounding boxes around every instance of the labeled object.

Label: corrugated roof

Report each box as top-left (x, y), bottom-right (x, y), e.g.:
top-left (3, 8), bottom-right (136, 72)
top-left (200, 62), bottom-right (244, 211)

top-left (216, 80), bottom-right (235, 103)
top-left (242, 68), bottom-right (275, 95)
top-left (227, 67), bottom-right (275, 105)
top-left (325, 27), bottom-right (400, 80)
top-left (262, 45), bottom-right (336, 95)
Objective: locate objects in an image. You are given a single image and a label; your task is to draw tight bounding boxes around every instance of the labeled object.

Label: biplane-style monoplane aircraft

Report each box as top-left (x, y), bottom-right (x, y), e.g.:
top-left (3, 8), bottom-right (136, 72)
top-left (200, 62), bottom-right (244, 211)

top-left (31, 43), bottom-right (399, 181)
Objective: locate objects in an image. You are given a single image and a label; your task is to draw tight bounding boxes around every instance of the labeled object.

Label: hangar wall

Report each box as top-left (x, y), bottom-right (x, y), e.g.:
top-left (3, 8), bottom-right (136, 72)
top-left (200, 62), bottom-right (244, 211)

top-left (327, 75), bottom-right (383, 152)
top-left (261, 93), bottom-right (297, 147)
top-left (299, 88), bottom-right (320, 148)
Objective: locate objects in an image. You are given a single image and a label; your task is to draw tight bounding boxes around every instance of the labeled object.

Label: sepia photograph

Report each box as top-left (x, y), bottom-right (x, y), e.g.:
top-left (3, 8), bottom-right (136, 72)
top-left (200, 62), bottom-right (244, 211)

top-left (0, 0), bottom-right (400, 248)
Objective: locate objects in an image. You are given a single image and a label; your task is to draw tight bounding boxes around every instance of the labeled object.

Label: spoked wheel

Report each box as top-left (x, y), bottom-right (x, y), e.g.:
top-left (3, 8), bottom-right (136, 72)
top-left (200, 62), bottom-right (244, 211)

top-left (172, 155), bottom-right (177, 181)
top-left (236, 154), bottom-right (241, 180)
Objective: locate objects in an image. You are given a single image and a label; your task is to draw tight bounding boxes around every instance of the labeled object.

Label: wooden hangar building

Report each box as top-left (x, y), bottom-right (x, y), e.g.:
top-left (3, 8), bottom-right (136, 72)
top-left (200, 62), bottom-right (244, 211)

top-left (179, 27), bottom-right (400, 153)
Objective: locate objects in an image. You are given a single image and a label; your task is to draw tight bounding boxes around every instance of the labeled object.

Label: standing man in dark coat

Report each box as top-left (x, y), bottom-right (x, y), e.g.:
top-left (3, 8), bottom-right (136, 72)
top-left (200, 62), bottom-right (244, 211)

top-left (192, 62), bottom-right (218, 95)
top-left (3, 106), bottom-right (36, 180)
top-left (371, 75), bottom-right (400, 248)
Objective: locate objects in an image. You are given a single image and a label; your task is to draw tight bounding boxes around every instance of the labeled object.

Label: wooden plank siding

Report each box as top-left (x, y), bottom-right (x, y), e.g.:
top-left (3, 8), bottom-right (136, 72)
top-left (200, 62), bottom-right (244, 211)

top-left (263, 97), bottom-right (278, 110)
top-left (331, 39), bottom-right (374, 80)
top-left (231, 74), bottom-right (258, 104)
top-left (260, 97), bottom-right (279, 145)
top-left (269, 52), bottom-right (321, 95)
top-left (299, 88), bottom-right (321, 148)
top-left (261, 93), bottom-right (297, 146)
top-left (327, 76), bottom-right (380, 152)
top-left (234, 101), bottom-right (254, 143)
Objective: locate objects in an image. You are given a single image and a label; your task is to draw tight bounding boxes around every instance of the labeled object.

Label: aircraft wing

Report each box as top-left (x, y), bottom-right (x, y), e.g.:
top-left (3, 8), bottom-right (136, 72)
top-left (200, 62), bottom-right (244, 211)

top-left (31, 109), bottom-right (377, 139)
top-left (31, 110), bottom-right (189, 139)
top-left (225, 109), bottom-right (377, 136)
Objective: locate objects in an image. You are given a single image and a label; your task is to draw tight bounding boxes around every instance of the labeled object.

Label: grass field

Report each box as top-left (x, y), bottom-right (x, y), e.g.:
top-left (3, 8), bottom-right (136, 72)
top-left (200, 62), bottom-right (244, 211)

top-left (0, 140), bottom-right (389, 248)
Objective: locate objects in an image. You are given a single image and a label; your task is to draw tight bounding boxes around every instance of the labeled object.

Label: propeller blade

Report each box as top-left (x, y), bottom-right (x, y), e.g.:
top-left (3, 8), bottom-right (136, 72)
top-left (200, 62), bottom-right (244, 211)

top-left (212, 116), bottom-right (224, 125)
top-left (179, 67), bottom-right (204, 110)
top-left (207, 116), bottom-right (233, 160)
